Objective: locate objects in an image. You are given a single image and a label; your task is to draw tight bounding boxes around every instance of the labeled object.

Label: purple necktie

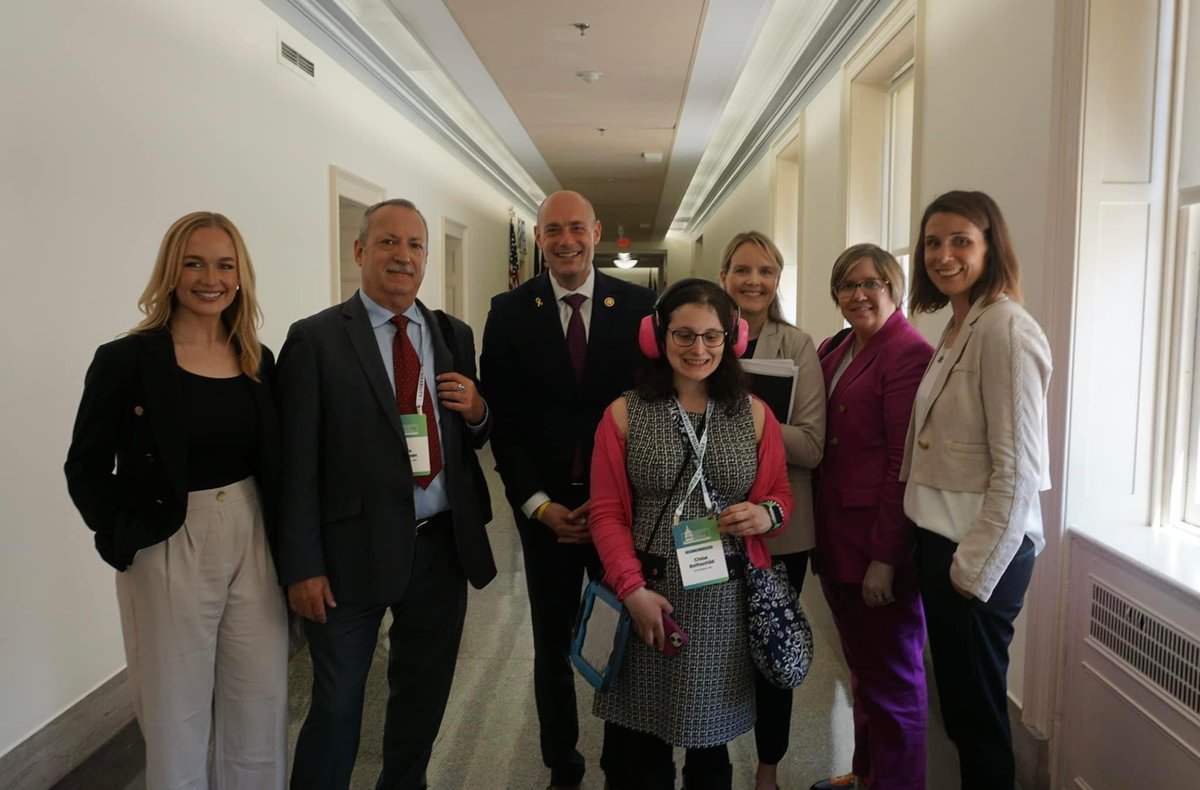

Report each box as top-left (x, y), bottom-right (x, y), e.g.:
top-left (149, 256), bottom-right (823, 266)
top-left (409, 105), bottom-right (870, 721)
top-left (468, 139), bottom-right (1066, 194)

top-left (563, 293), bottom-right (588, 479)
top-left (563, 293), bottom-right (587, 385)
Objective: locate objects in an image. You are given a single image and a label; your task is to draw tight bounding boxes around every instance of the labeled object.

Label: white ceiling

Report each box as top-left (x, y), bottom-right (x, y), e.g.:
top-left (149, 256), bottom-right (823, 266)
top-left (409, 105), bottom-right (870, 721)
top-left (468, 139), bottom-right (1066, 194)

top-left (286, 0), bottom-right (881, 241)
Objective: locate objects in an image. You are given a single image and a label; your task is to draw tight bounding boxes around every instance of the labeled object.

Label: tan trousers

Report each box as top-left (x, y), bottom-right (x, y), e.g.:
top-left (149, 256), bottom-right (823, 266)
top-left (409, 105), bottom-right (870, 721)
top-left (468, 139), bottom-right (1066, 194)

top-left (116, 477), bottom-right (288, 790)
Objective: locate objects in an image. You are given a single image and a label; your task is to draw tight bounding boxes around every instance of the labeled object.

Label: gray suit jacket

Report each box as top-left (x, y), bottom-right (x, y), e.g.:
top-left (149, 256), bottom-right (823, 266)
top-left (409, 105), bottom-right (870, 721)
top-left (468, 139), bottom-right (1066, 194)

top-left (275, 293), bottom-right (496, 604)
top-left (751, 320), bottom-right (826, 554)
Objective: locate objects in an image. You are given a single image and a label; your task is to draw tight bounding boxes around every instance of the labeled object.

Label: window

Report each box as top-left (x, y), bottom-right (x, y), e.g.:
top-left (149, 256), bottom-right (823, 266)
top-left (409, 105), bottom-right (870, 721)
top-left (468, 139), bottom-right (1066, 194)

top-left (843, 6), bottom-right (916, 301)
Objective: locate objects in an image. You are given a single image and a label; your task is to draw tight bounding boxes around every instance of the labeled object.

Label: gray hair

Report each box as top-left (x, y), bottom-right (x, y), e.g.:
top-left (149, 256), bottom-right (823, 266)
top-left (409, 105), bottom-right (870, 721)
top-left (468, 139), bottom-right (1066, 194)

top-left (357, 198), bottom-right (429, 245)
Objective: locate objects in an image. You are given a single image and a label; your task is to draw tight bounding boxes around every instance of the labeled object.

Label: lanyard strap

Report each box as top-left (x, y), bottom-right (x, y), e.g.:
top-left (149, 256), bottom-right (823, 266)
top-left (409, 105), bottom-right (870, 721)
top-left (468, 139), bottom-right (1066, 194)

top-left (673, 398), bottom-right (715, 518)
top-left (414, 365), bottom-right (425, 411)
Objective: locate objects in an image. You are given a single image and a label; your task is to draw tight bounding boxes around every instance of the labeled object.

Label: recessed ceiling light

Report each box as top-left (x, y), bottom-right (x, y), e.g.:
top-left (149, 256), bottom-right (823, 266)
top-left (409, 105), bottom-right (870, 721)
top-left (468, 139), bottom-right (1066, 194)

top-left (577, 70), bottom-right (602, 83)
top-left (642, 152), bottom-right (663, 163)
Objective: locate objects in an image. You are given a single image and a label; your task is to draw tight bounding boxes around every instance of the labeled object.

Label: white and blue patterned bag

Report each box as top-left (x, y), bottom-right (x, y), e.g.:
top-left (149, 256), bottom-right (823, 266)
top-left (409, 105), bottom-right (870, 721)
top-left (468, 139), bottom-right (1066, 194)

top-left (745, 557), bottom-right (814, 689)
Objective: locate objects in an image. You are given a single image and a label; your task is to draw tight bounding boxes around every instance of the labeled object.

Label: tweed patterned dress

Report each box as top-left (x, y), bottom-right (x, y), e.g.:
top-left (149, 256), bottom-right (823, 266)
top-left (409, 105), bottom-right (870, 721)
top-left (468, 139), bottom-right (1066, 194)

top-left (593, 391), bottom-right (758, 747)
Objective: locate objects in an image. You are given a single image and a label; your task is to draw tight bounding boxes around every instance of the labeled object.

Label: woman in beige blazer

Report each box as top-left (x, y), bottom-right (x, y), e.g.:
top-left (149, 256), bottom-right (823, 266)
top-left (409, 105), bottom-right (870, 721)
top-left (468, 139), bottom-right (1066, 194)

top-left (902, 191), bottom-right (1051, 790)
top-left (720, 231), bottom-right (825, 790)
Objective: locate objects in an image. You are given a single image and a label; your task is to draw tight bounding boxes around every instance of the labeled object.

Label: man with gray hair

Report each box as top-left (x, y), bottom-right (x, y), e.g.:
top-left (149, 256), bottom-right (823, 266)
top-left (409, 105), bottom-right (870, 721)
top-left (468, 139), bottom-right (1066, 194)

top-left (278, 198), bottom-right (496, 789)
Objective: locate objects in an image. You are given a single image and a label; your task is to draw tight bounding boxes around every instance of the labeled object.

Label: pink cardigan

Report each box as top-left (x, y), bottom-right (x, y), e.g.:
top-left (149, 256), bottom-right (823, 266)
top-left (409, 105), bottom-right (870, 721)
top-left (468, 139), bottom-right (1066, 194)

top-left (590, 397), bottom-right (793, 600)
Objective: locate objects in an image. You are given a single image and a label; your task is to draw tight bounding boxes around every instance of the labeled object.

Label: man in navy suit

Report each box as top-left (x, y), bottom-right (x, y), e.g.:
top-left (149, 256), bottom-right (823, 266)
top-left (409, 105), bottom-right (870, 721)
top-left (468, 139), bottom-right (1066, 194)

top-left (278, 198), bottom-right (496, 790)
top-left (481, 190), bottom-right (656, 790)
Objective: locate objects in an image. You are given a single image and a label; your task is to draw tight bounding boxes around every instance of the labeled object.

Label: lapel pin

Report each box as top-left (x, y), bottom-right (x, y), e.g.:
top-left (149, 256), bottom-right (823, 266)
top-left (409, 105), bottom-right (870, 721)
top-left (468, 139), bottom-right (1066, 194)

top-left (604, 296), bottom-right (615, 307)
top-left (535, 297), bottom-right (544, 308)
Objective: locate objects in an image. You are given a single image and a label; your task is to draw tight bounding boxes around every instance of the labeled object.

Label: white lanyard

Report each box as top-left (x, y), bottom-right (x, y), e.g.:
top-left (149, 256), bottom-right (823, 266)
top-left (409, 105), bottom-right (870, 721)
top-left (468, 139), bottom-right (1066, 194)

top-left (414, 365), bottom-right (426, 412)
top-left (674, 398), bottom-right (715, 519)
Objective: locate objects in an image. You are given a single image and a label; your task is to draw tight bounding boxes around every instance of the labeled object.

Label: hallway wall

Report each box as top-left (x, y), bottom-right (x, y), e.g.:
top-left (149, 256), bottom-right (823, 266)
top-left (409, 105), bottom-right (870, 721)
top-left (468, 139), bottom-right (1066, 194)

top-left (0, 0), bottom-right (524, 759)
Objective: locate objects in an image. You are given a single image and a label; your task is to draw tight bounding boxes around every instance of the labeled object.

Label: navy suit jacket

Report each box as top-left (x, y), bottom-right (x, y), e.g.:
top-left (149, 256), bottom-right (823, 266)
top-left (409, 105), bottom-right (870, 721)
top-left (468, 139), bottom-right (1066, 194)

top-left (275, 293), bottom-right (496, 604)
top-left (480, 269), bottom-right (655, 511)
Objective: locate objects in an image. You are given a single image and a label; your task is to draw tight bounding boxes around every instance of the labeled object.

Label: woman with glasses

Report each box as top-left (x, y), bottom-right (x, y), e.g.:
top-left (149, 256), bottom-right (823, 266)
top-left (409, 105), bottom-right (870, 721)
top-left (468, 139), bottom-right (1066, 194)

top-left (809, 244), bottom-right (932, 790)
top-left (589, 278), bottom-right (792, 790)
top-left (901, 191), bottom-right (1051, 790)
top-left (64, 212), bottom-right (288, 788)
top-left (717, 231), bottom-right (825, 790)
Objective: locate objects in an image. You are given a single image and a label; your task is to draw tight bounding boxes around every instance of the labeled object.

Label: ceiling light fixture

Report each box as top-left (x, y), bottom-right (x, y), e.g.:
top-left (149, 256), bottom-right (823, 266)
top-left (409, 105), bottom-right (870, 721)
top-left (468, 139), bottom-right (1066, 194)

top-left (577, 70), bottom-right (603, 84)
top-left (614, 252), bottom-right (638, 269)
top-left (571, 22), bottom-right (591, 36)
top-left (616, 225), bottom-right (631, 250)
top-left (642, 152), bottom-right (664, 163)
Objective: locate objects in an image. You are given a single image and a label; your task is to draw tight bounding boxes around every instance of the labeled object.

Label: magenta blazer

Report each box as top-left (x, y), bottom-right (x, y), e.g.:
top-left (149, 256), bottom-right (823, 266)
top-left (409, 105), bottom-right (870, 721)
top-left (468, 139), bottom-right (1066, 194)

top-left (813, 311), bottom-right (933, 583)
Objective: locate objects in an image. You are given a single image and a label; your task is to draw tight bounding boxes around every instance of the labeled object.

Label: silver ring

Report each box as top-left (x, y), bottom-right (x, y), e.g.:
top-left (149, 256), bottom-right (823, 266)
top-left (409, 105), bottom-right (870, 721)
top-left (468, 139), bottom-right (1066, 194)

top-left (456, 383), bottom-right (466, 393)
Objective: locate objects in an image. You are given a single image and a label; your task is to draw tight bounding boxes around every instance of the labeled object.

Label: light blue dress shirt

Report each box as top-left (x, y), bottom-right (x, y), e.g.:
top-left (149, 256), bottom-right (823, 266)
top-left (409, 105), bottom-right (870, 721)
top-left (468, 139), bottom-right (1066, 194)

top-left (359, 290), bottom-right (450, 519)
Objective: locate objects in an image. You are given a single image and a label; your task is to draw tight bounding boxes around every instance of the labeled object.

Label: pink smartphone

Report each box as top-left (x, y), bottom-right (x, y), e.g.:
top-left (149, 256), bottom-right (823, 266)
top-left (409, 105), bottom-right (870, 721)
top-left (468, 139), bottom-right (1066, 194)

top-left (661, 612), bottom-right (689, 656)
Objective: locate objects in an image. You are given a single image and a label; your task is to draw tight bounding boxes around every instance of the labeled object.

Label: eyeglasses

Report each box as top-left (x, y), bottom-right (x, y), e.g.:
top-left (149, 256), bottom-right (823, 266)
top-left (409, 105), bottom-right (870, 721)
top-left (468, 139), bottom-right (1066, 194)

top-left (836, 278), bottom-right (889, 298)
top-left (668, 329), bottom-right (727, 348)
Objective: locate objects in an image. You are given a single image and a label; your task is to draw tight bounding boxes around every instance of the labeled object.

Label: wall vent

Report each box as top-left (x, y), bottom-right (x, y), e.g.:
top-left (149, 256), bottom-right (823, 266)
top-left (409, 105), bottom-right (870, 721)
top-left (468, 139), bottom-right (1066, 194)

top-left (279, 39), bottom-right (315, 79)
top-left (1089, 582), bottom-right (1200, 718)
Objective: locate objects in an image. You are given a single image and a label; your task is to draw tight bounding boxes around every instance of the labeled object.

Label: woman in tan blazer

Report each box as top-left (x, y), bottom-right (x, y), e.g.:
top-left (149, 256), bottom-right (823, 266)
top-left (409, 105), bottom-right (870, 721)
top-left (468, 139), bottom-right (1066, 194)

top-left (902, 191), bottom-right (1052, 790)
top-left (720, 231), bottom-right (825, 790)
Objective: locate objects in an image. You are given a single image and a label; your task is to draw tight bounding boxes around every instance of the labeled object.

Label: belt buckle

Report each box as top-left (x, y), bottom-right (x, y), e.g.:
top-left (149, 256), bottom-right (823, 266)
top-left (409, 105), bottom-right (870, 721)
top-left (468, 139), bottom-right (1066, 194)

top-left (415, 517), bottom-right (433, 535)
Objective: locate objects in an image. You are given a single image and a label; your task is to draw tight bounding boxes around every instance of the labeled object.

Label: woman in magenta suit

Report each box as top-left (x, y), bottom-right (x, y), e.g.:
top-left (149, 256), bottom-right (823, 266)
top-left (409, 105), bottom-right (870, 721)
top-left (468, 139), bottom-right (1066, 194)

top-left (809, 244), bottom-right (933, 790)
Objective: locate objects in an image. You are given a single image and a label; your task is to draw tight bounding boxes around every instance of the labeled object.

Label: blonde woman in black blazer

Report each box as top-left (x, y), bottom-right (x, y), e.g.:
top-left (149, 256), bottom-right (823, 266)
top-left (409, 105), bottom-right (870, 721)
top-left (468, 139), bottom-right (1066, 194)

top-left (65, 212), bottom-right (287, 789)
top-left (720, 231), bottom-right (826, 790)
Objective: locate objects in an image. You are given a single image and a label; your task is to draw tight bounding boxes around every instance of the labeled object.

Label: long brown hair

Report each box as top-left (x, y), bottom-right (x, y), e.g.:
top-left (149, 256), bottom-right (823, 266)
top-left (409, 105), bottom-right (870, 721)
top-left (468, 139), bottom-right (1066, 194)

top-left (134, 212), bottom-right (263, 379)
top-left (909, 190), bottom-right (1022, 314)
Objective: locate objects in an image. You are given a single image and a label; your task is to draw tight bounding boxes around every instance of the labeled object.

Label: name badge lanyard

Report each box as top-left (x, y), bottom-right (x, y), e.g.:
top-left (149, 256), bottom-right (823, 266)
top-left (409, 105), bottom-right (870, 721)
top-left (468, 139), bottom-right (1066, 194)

top-left (674, 398), bottom-right (715, 523)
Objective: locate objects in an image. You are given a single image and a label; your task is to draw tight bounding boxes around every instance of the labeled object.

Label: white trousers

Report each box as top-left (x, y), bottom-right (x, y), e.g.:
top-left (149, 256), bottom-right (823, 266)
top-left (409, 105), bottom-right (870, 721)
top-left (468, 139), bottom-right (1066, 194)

top-left (116, 477), bottom-right (288, 790)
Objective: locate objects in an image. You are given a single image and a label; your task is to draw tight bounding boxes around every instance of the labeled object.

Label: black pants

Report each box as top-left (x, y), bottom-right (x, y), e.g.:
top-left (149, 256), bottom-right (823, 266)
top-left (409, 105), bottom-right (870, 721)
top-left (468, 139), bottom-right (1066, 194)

top-left (516, 494), bottom-right (604, 786)
top-left (752, 550), bottom-right (809, 765)
top-left (291, 521), bottom-right (468, 790)
top-left (918, 530), bottom-right (1035, 790)
top-left (601, 721), bottom-right (733, 790)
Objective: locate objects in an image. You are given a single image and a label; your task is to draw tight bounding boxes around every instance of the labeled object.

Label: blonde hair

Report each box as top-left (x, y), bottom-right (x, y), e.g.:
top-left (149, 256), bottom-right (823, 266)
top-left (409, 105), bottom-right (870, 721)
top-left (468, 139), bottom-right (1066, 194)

top-left (718, 231), bottom-right (788, 325)
top-left (829, 243), bottom-right (906, 305)
top-left (134, 212), bottom-right (263, 380)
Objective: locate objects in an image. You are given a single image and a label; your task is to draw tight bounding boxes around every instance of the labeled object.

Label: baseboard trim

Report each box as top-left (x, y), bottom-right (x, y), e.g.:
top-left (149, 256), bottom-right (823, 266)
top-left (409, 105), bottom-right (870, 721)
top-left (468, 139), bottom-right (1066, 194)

top-left (0, 670), bottom-right (134, 789)
top-left (1011, 697), bottom-right (1052, 790)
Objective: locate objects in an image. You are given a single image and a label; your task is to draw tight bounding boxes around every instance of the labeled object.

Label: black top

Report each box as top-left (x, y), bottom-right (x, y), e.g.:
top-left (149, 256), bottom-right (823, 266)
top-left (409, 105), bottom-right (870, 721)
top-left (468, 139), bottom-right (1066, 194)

top-left (744, 337), bottom-right (759, 359)
top-left (180, 369), bottom-right (259, 490)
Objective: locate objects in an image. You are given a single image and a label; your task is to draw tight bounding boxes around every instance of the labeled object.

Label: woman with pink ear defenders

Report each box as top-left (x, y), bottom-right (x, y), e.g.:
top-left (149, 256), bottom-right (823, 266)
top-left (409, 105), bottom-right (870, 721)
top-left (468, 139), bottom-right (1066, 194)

top-left (589, 278), bottom-right (792, 790)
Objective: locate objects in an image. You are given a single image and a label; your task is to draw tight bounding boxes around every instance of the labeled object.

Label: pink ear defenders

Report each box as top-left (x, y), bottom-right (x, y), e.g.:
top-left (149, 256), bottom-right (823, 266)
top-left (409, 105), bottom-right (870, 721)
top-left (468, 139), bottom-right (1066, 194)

top-left (638, 278), bottom-right (750, 359)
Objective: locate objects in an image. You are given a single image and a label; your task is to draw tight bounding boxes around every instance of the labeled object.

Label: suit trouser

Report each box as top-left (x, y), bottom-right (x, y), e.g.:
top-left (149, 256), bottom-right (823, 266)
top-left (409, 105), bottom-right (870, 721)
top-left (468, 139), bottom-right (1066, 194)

top-left (290, 517), bottom-right (467, 790)
top-left (116, 477), bottom-right (289, 790)
top-left (820, 568), bottom-right (927, 789)
top-left (515, 495), bottom-right (604, 786)
top-left (752, 550), bottom-right (809, 765)
top-left (918, 530), bottom-right (1035, 790)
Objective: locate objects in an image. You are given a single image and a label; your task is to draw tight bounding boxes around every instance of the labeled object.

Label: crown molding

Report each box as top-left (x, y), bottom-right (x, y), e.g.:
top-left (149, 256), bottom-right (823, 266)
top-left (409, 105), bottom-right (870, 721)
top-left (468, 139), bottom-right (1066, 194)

top-left (262, 0), bottom-right (541, 215)
top-left (685, 0), bottom-right (887, 234)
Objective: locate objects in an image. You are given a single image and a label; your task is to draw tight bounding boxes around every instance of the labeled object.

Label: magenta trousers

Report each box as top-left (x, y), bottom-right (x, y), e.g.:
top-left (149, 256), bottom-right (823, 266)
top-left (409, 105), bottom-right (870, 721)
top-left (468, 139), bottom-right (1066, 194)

top-left (820, 569), bottom-right (927, 790)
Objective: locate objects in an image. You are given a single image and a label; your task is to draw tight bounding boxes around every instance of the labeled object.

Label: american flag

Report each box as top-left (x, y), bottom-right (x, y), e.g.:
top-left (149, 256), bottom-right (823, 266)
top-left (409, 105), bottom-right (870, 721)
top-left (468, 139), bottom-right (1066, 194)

top-left (507, 218), bottom-right (520, 290)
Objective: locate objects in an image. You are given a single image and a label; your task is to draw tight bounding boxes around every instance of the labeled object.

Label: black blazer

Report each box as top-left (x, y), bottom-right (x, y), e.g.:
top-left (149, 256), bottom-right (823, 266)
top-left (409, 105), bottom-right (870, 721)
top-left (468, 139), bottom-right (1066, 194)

top-left (274, 293), bottom-right (496, 604)
top-left (64, 329), bottom-right (280, 571)
top-left (480, 269), bottom-right (656, 510)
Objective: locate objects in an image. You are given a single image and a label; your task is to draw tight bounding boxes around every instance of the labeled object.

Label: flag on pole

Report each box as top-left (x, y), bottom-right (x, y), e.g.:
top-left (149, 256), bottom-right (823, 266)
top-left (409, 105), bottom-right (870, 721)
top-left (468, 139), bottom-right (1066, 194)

top-left (507, 217), bottom-right (520, 290)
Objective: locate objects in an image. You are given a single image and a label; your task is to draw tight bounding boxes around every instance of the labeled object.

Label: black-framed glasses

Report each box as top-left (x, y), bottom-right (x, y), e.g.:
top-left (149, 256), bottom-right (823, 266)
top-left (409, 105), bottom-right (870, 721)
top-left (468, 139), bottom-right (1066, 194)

top-left (668, 329), bottom-right (727, 348)
top-left (836, 278), bottom-right (889, 297)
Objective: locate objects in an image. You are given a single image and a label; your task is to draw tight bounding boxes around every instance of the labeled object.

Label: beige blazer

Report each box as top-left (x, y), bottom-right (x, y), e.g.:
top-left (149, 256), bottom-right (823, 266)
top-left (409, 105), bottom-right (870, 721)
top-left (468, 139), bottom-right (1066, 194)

top-left (900, 296), bottom-right (1051, 600)
top-left (753, 320), bottom-right (826, 554)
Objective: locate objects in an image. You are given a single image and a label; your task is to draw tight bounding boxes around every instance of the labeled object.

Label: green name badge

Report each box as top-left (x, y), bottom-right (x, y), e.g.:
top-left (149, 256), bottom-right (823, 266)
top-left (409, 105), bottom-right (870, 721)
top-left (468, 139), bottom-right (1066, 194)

top-left (671, 515), bottom-right (729, 589)
top-left (400, 413), bottom-right (431, 476)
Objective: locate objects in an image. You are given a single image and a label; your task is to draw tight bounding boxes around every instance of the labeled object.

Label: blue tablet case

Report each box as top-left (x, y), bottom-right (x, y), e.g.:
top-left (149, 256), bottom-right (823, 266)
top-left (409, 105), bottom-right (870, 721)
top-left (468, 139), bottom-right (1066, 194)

top-left (570, 580), bottom-right (632, 691)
